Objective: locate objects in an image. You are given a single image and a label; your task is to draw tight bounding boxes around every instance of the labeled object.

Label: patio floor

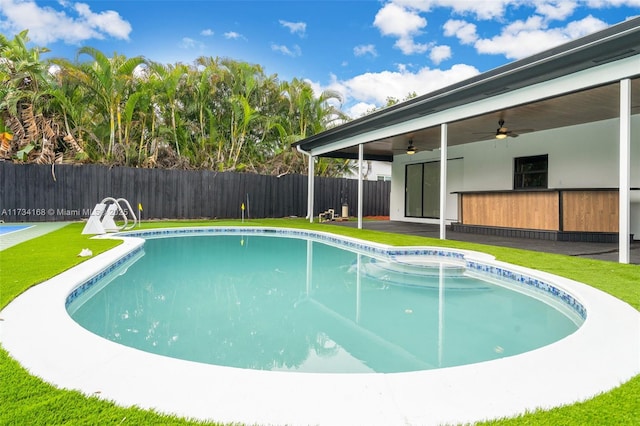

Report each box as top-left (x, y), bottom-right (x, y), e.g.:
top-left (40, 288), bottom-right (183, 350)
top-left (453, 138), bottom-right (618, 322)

top-left (327, 220), bottom-right (640, 264)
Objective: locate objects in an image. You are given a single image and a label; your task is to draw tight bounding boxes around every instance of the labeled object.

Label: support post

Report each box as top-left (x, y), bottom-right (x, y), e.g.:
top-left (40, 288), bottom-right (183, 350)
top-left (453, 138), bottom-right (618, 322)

top-left (439, 123), bottom-right (448, 240)
top-left (619, 79), bottom-right (631, 264)
top-left (358, 143), bottom-right (364, 229)
top-left (308, 154), bottom-right (315, 223)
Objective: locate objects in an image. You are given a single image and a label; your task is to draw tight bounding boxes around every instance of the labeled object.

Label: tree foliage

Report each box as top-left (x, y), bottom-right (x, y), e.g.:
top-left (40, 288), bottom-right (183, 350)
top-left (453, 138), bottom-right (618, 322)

top-left (0, 31), bottom-right (354, 177)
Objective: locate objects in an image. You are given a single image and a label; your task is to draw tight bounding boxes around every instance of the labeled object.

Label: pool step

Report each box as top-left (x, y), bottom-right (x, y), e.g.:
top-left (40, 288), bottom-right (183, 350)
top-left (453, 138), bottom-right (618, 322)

top-left (356, 257), bottom-right (489, 290)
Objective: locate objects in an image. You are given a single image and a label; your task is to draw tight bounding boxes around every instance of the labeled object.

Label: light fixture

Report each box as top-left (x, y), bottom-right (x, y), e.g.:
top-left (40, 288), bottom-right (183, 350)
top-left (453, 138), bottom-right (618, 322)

top-left (495, 119), bottom-right (508, 139)
top-left (406, 142), bottom-right (416, 155)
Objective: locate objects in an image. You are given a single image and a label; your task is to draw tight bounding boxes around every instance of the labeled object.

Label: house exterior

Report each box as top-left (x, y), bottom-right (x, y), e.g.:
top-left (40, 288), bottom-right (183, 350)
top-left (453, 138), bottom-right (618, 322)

top-left (294, 17), bottom-right (640, 263)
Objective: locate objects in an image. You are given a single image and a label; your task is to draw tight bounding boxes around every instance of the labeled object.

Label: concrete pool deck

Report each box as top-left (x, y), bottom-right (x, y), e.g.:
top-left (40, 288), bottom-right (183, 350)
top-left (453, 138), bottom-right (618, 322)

top-left (1, 228), bottom-right (638, 426)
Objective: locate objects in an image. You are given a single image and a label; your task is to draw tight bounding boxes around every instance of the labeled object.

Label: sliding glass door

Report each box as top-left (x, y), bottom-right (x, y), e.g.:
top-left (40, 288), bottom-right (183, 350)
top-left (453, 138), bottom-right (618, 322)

top-left (405, 161), bottom-right (440, 218)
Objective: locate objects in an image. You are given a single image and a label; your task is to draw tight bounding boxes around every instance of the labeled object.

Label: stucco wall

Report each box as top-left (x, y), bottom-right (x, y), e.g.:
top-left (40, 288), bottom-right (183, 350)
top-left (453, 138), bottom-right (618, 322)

top-left (390, 116), bottom-right (640, 238)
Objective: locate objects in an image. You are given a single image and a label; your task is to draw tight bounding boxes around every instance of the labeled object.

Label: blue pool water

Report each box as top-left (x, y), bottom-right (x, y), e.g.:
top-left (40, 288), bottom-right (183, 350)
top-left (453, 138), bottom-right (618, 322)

top-left (68, 234), bottom-right (580, 373)
top-left (0, 225), bottom-right (30, 235)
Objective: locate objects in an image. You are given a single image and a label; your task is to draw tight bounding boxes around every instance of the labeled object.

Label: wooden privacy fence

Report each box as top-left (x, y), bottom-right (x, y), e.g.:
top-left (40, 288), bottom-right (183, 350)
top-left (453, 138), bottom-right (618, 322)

top-left (0, 163), bottom-right (390, 222)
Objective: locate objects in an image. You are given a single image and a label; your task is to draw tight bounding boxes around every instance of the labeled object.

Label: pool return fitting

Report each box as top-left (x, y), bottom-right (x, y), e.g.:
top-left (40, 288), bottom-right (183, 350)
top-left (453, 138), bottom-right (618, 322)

top-left (81, 197), bottom-right (138, 235)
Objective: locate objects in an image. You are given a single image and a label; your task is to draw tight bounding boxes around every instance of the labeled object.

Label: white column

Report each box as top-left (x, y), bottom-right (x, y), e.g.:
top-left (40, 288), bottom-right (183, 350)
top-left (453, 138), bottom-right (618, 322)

top-left (308, 154), bottom-right (315, 223)
top-left (619, 79), bottom-right (631, 264)
top-left (439, 123), bottom-right (448, 240)
top-left (358, 143), bottom-right (364, 229)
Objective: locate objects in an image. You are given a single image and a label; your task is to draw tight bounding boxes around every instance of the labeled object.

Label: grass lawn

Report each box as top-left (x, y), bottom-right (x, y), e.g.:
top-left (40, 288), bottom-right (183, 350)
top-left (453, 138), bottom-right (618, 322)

top-left (1, 219), bottom-right (638, 425)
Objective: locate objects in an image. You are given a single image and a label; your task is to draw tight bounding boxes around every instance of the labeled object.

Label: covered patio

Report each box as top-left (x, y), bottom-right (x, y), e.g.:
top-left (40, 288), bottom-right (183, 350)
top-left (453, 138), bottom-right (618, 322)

top-left (295, 17), bottom-right (640, 263)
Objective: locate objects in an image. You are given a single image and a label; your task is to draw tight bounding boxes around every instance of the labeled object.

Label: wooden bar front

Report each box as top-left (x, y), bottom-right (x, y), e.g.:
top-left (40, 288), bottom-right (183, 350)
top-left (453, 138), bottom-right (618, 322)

top-left (562, 191), bottom-right (618, 232)
top-left (459, 189), bottom-right (619, 233)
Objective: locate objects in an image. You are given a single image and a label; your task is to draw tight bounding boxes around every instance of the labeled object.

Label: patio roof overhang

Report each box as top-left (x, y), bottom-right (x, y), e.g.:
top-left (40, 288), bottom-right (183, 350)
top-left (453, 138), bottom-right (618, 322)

top-left (294, 17), bottom-right (640, 161)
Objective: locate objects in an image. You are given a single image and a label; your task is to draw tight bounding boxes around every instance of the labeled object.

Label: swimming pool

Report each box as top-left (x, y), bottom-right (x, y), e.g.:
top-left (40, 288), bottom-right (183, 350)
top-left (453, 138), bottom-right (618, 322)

top-left (1, 227), bottom-right (638, 426)
top-left (66, 233), bottom-right (581, 373)
top-left (0, 224), bottom-right (32, 235)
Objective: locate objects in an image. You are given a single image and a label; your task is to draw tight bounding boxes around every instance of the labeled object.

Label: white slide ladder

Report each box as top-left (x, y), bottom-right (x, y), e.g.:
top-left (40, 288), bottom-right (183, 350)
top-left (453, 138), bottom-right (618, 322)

top-left (82, 197), bottom-right (138, 235)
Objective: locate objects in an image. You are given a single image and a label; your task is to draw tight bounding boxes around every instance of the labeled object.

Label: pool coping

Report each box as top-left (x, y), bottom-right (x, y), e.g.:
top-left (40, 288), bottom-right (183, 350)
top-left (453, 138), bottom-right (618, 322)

top-left (1, 227), bottom-right (639, 426)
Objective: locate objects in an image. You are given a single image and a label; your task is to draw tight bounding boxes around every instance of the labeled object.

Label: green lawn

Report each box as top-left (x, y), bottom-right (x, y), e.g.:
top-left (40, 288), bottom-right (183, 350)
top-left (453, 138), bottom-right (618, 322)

top-left (1, 219), bottom-right (638, 425)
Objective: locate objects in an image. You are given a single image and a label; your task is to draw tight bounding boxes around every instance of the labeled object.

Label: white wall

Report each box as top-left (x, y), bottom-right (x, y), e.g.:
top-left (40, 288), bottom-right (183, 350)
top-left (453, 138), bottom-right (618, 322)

top-left (390, 116), bottom-right (640, 237)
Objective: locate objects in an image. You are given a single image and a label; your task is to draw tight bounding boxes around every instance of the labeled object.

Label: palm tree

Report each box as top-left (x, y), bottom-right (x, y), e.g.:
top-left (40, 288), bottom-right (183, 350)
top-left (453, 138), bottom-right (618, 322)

top-left (73, 47), bottom-right (145, 159)
top-left (192, 58), bottom-right (221, 146)
top-left (149, 62), bottom-right (189, 158)
top-left (211, 60), bottom-right (268, 171)
top-left (270, 78), bottom-right (352, 177)
top-left (0, 30), bottom-right (51, 161)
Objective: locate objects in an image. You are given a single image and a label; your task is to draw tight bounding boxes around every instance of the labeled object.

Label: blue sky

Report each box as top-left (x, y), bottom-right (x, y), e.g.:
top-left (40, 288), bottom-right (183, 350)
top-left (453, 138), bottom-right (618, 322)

top-left (1, 0), bottom-right (638, 117)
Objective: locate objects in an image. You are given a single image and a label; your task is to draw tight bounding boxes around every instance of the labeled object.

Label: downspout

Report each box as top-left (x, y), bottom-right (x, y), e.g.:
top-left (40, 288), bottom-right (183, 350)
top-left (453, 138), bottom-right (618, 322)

top-left (297, 145), bottom-right (315, 223)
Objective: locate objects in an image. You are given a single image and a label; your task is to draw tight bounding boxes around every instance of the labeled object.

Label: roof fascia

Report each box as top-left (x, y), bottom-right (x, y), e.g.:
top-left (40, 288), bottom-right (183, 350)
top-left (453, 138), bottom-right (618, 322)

top-left (309, 55), bottom-right (640, 157)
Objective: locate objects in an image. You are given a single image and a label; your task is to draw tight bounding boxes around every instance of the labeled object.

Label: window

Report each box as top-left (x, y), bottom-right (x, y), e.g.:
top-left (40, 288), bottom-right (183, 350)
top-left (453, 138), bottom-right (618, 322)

top-left (514, 155), bottom-right (548, 189)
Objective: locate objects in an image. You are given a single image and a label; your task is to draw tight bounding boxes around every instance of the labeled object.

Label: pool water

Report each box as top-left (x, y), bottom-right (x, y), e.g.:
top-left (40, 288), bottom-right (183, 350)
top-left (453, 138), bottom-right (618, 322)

top-left (68, 235), bottom-right (579, 373)
top-left (0, 224), bottom-right (30, 235)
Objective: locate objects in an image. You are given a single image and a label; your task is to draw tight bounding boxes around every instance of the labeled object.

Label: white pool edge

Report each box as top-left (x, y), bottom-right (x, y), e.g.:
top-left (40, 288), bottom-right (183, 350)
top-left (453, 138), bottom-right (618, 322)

top-left (1, 227), bottom-right (638, 426)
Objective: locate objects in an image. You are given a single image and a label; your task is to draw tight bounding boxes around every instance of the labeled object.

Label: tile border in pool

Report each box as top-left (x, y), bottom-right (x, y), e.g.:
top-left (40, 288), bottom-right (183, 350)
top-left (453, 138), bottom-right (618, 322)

top-left (1, 226), bottom-right (638, 426)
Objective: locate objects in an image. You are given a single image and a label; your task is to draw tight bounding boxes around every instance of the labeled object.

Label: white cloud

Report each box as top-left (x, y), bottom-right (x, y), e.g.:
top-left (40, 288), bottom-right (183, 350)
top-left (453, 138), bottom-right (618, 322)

top-left (180, 37), bottom-right (202, 50)
top-left (374, 2), bottom-right (431, 55)
top-left (474, 14), bottom-right (608, 59)
top-left (271, 43), bottom-right (302, 57)
top-left (311, 64), bottom-right (479, 114)
top-left (443, 19), bottom-right (478, 44)
top-left (180, 37), bottom-right (195, 48)
top-left (396, 63), bottom-right (410, 73)
top-left (73, 3), bottom-right (130, 39)
top-left (380, 0), bottom-right (640, 24)
top-left (374, 2), bottom-right (427, 38)
top-left (348, 102), bottom-right (379, 118)
top-left (389, 0), bottom-right (511, 20)
top-left (0, 0), bottom-right (131, 44)
top-left (532, 0), bottom-right (579, 21)
top-left (394, 37), bottom-right (430, 55)
top-left (354, 44), bottom-right (377, 57)
top-left (585, 0), bottom-right (640, 8)
top-left (430, 45), bottom-right (451, 64)
top-left (279, 19), bottom-right (306, 36)
top-left (201, 29), bottom-right (214, 36)
top-left (564, 14), bottom-right (610, 37)
top-left (224, 31), bottom-right (245, 40)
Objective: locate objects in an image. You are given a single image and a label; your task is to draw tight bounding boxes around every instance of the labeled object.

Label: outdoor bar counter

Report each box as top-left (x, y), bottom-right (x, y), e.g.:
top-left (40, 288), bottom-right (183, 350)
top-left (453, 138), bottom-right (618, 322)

top-left (453, 188), bottom-right (633, 242)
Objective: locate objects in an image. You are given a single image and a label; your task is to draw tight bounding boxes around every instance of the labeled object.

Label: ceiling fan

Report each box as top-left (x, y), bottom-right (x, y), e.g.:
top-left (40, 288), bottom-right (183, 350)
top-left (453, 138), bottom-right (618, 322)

top-left (475, 119), bottom-right (534, 139)
top-left (392, 140), bottom-right (418, 155)
top-left (405, 141), bottom-right (416, 155)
